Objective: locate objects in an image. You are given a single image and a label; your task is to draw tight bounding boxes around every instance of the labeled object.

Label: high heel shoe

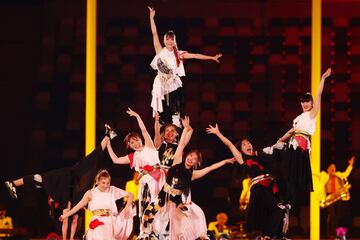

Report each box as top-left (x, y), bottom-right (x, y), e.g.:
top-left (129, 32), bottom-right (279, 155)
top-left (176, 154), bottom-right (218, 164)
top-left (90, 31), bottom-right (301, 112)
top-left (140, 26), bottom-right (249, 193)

top-left (105, 124), bottom-right (117, 139)
top-left (105, 124), bottom-right (112, 138)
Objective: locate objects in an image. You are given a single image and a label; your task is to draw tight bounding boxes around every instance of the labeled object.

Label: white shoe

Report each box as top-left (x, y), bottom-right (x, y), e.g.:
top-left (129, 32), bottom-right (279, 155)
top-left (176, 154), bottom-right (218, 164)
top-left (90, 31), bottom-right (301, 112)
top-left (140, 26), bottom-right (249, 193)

top-left (5, 181), bottom-right (17, 199)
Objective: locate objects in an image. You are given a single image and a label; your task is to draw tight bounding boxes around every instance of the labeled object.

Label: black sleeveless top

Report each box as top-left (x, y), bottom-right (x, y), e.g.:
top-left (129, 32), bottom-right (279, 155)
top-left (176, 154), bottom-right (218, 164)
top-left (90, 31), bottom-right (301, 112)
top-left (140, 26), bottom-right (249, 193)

top-left (158, 141), bottom-right (178, 167)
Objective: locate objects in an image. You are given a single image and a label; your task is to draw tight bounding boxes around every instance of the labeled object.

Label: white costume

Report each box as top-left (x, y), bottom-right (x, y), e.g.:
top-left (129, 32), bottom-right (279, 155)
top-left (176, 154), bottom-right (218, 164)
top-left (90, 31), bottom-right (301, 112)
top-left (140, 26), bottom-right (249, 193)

top-left (86, 186), bottom-right (134, 240)
top-left (150, 48), bottom-right (187, 115)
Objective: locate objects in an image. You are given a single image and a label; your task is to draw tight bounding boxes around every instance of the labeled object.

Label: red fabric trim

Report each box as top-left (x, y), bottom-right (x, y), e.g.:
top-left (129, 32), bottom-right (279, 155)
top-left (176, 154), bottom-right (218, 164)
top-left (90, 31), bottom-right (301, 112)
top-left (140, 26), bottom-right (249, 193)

top-left (173, 46), bottom-right (181, 66)
top-left (257, 178), bottom-right (271, 187)
top-left (142, 165), bottom-right (154, 172)
top-left (257, 179), bottom-right (278, 194)
top-left (294, 136), bottom-right (308, 151)
top-left (272, 184), bottom-right (279, 194)
top-left (89, 219), bottom-right (104, 230)
top-left (128, 153), bottom-right (135, 168)
top-left (47, 196), bottom-right (59, 209)
top-left (245, 159), bottom-right (264, 171)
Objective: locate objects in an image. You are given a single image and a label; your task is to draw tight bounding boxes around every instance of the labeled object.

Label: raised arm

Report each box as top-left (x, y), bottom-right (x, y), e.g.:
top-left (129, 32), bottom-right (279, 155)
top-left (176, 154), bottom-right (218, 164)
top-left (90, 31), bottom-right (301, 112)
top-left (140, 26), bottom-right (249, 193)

top-left (148, 6), bottom-right (162, 55)
top-left (153, 112), bottom-right (162, 149)
top-left (182, 53), bottom-right (222, 63)
top-left (310, 68), bottom-right (331, 119)
top-left (336, 155), bottom-right (355, 179)
top-left (127, 108), bottom-right (155, 149)
top-left (182, 116), bottom-right (193, 147)
top-left (59, 190), bottom-right (92, 221)
top-left (278, 128), bottom-right (295, 143)
top-left (206, 124), bottom-right (243, 164)
top-left (192, 158), bottom-right (236, 181)
top-left (106, 141), bottom-right (130, 164)
top-left (173, 116), bottom-right (193, 166)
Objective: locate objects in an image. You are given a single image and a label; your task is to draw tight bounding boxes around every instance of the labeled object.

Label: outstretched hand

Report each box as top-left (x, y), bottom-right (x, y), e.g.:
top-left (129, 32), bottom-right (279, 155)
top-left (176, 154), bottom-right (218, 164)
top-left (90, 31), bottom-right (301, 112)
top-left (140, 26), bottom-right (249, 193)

top-left (224, 157), bottom-right (236, 164)
top-left (181, 116), bottom-right (191, 129)
top-left (59, 215), bottom-right (65, 222)
top-left (206, 124), bottom-right (220, 135)
top-left (213, 53), bottom-right (223, 63)
top-left (126, 107), bottom-right (139, 118)
top-left (321, 68), bottom-right (331, 80)
top-left (148, 6), bottom-right (156, 18)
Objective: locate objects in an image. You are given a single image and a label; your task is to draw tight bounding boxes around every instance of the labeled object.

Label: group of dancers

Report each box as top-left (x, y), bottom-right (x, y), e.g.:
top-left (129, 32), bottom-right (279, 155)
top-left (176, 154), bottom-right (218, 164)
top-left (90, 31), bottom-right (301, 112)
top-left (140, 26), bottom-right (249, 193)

top-left (4, 6), bottom-right (334, 240)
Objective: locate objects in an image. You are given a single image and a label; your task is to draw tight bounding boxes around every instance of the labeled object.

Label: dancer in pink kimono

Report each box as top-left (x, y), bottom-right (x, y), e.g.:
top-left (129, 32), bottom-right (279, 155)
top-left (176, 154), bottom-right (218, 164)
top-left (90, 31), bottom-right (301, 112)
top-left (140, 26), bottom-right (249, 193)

top-left (59, 169), bottom-right (134, 240)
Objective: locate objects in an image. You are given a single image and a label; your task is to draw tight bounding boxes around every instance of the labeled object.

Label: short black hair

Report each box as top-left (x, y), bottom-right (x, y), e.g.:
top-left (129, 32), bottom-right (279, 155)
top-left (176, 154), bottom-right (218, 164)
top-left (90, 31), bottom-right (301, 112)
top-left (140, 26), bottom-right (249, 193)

top-left (299, 92), bottom-right (313, 102)
top-left (164, 30), bottom-right (176, 39)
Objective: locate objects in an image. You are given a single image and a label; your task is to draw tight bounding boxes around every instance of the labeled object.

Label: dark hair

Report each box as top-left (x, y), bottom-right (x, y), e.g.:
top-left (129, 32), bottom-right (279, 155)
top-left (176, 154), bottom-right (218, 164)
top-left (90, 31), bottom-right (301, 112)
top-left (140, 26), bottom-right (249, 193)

top-left (235, 138), bottom-right (251, 154)
top-left (124, 132), bottom-right (142, 149)
top-left (164, 30), bottom-right (176, 39)
top-left (299, 92), bottom-right (313, 103)
top-left (185, 149), bottom-right (203, 169)
top-left (164, 30), bottom-right (181, 67)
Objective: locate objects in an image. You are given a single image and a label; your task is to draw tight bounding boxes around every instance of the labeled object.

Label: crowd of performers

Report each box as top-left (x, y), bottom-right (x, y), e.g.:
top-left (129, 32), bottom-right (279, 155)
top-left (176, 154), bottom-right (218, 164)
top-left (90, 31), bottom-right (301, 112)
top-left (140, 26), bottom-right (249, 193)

top-left (4, 5), bottom-right (353, 240)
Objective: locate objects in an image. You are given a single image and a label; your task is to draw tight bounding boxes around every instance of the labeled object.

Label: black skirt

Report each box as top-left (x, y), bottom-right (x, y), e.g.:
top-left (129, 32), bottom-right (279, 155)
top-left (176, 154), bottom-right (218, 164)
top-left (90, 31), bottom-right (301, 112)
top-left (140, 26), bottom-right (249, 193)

top-left (287, 147), bottom-right (314, 192)
top-left (247, 184), bottom-right (283, 237)
top-left (42, 145), bottom-right (106, 209)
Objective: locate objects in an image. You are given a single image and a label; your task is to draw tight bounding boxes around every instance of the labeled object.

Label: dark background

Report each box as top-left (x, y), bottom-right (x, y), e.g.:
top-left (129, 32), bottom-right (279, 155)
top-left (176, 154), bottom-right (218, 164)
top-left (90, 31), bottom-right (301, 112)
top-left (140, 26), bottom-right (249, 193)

top-left (1, 0), bottom-right (360, 238)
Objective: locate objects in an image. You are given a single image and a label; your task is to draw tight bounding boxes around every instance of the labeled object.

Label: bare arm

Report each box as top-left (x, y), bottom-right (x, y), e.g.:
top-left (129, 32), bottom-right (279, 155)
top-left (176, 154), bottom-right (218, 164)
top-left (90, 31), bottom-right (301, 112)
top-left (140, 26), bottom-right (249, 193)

top-left (173, 116), bottom-right (193, 166)
top-left (310, 68), bottom-right (331, 119)
top-left (278, 128), bottom-right (295, 143)
top-left (182, 116), bottom-right (193, 148)
top-left (107, 141), bottom-right (130, 164)
top-left (148, 6), bottom-right (162, 55)
top-left (127, 108), bottom-right (155, 149)
top-left (59, 191), bottom-right (92, 221)
top-left (192, 158), bottom-right (236, 181)
top-left (153, 112), bottom-right (162, 149)
top-left (182, 53), bottom-right (222, 63)
top-left (206, 124), bottom-right (243, 164)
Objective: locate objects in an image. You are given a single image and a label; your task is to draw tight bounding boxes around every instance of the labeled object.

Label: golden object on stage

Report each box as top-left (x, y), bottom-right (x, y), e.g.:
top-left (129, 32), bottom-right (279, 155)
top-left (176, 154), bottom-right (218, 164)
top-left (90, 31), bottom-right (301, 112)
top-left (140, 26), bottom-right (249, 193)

top-left (320, 182), bottom-right (351, 208)
top-left (239, 201), bottom-right (248, 211)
